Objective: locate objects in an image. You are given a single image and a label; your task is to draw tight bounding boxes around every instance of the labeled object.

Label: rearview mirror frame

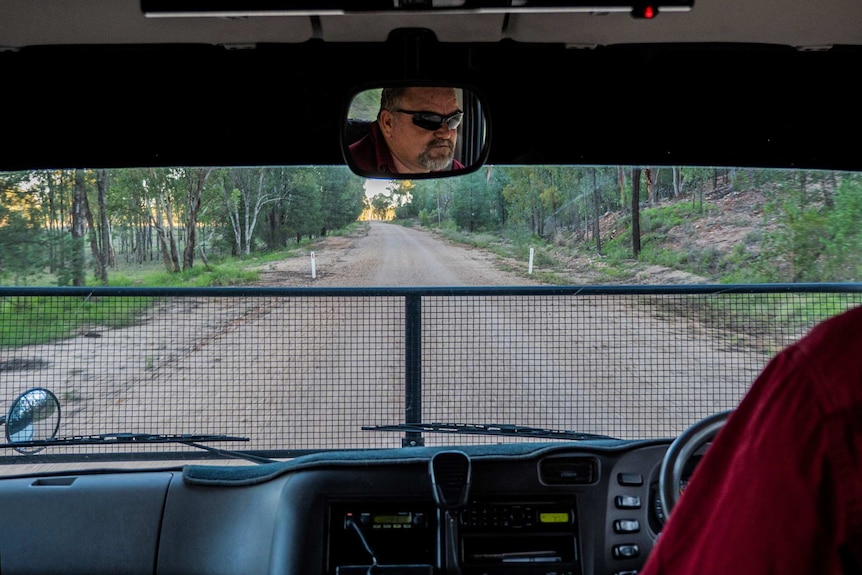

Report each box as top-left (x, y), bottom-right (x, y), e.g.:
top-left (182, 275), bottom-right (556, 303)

top-left (342, 83), bottom-right (490, 180)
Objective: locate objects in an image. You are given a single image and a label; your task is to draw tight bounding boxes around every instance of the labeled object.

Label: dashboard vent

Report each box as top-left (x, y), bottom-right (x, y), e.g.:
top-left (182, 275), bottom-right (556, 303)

top-left (539, 456), bottom-right (597, 485)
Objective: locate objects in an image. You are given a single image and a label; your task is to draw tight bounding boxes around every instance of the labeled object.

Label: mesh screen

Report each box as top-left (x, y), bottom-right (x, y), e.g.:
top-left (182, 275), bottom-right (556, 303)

top-left (1, 287), bottom-right (860, 457)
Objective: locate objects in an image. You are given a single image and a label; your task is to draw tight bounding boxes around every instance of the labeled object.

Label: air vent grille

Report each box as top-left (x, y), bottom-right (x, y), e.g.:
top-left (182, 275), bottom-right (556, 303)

top-left (539, 456), bottom-right (597, 485)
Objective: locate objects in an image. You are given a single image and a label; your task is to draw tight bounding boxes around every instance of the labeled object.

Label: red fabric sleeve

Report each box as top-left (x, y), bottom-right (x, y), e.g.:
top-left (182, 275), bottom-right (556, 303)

top-left (640, 305), bottom-right (862, 575)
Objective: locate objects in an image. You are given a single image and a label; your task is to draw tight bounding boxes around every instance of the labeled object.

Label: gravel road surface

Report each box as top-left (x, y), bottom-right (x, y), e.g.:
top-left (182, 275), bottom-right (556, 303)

top-left (2, 221), bottom-right (767, 465)
top-left (252, 221), bottom-right (543, 287)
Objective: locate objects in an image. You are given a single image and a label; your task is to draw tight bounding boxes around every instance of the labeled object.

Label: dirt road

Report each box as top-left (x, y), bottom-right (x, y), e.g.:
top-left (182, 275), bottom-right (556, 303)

top-left (251, 221), bottom-right (543, 287)
top-left (2, 221), bottom-right (767, 459)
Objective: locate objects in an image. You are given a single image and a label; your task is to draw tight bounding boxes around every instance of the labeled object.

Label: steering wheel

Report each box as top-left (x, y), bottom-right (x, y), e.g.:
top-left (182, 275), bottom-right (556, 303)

top-left (658, 410), bottom-right (732, 520)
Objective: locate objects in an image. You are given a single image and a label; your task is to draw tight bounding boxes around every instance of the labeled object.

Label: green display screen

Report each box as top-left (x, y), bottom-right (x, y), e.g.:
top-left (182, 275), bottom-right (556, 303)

top-left (539, 512), bottom-right (570, 524)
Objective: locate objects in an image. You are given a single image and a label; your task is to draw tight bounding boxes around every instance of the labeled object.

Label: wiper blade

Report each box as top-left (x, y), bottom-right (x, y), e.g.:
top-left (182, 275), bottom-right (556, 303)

top-left (362, 422), bottom-right (616, 441)
top-left (0, 432), bottom-right (279, 464)
top-left (0, 432), bottom-right (249, 449)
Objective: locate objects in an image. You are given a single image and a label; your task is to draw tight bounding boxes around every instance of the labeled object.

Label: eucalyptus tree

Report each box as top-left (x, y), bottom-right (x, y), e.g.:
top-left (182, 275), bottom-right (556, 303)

top-left (500, 166), bottom-right (555, 237)
top-left (108, 168), bottom-right (159, 265)
top-left (32, 169), bottom-right (76, 277)
top-left (180, 167), bottom-right (215, 270)
top-left (370, 192), bottom-right (393, 220)
top-left (224, 167), bottom-right (287, 256)
top-left (0, 171), bottom-right (49, 283)
top-left (142, 167), bottom-right (184, 272)
top-left (449, 169), bottom-right (499, 232)
top-left (756, 169), bottom-right (861, 282)
top-left (280, 167), bottom-right (324, 243)
top-left (318, 167), bottom-right (365, 234)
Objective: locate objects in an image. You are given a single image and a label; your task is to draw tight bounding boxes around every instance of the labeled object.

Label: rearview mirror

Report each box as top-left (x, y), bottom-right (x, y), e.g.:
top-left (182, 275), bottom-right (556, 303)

top-left (342, 85), bottom-right (489, 180)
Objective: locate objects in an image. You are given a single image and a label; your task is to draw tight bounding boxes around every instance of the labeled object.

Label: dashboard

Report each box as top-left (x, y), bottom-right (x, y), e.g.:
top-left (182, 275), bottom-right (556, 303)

top-left (0, 440), bottom-right (678, 575)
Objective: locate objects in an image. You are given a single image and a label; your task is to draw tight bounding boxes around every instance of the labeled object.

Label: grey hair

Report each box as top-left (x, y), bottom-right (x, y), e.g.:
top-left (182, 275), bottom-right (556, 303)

top-left (379, 87), bottom-right (407, 115)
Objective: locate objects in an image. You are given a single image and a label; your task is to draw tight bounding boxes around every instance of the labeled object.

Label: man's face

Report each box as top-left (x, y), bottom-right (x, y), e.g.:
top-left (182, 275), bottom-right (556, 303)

top-left (379, 87), bottom-right (460, 173)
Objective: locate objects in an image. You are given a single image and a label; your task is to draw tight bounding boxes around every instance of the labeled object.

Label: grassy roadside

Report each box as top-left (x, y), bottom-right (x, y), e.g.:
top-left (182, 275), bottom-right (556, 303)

top-left (3, 216), bottom-right (858, 347)
top-left (0, 224), bottom-right (364, 346)
top-left (422, 202), bottom-right (726, 286)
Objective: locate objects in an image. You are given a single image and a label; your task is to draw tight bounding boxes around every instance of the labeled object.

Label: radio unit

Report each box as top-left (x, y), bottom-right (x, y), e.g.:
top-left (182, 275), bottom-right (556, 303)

top-left (459, 502), bottom-right (580, 575)
top-left (327, 503), bottom-right (436, 575)
top-left (461, 502), bottom-right (575, 532)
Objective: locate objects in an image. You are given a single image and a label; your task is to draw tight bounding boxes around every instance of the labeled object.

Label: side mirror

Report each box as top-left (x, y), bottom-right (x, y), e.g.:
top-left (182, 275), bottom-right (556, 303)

top-left (342, 85), bottom-right (489, 180)
top-left (1, 388), bottom-right (61, 454)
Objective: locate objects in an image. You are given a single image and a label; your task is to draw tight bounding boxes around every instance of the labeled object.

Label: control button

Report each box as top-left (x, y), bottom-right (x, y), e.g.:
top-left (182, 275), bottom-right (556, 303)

top-left (613, 519), bottom-right (640, 533)
top-left (613, 544), bottom-right (640, 559)
top-left (615, 495), bottom-right (641, 509)
top-left (617, 473), bottom-right (643, 486)
top-left (614, 571), bottom-right (638, 575)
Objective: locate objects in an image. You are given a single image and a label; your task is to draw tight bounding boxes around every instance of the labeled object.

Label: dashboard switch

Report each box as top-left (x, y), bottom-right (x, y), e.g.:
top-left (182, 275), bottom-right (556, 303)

top-left (612, 544), bottom-right (640, 559)
top-left (613, 519), bottom-right (640, 533)
top-left (617, 473), bottom-right (643, 486)
top-left (615, 495), bottom-right (641, 509)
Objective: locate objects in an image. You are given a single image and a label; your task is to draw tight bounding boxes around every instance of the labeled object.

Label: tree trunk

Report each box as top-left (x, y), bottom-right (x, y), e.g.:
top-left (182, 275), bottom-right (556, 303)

top-left (98, 170), bottom-right (115, 269)
top-left (592, 169), bottom-right (602, 255)
top-left (83, 179), bottom-right (104, 283)
top-left (152, 196), bottom-right (179, 272)
top-left (824, 171), bottom-right (836, 208)
top-left (70, 169), bottom-right (88, 286)
top-left (617, 166), bottom-right (627, 213)
top-left (198, 245), bottom-right (211, 271)
top-left (631, 167), bottom-right (642, 258)
top-left (645, 167), bottom-right (656, 206)
top-left (183, 168), bottom-right (210, 270)
top-left (90, 169), bottom-right (111, 283)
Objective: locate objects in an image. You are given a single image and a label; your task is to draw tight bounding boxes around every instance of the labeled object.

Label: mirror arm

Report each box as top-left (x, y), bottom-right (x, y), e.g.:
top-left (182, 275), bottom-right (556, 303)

top-left (389, 28), bottom-right (438, 79)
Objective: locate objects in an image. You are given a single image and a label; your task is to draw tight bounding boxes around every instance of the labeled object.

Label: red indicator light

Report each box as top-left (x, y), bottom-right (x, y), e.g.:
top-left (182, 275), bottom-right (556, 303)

top-left (631, 5), bottom-right (659, 18)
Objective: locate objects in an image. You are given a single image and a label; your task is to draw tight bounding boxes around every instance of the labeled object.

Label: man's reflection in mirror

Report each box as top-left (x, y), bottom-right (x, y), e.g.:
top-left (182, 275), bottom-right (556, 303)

top-left (349, 86), bottom-right (466, 176)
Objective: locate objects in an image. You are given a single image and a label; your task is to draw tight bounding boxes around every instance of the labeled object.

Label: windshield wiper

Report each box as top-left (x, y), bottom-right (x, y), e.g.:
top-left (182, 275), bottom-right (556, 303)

top-left (362, 422), bottom-right (617, 441)
top-left (0, 432), bottom-right (249, 447)
top-left (0, 433), bottom-right (277, 464)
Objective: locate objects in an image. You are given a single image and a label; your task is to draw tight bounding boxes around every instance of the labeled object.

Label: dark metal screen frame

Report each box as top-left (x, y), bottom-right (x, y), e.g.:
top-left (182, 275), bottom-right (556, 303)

top-left (1, 283), bottom-right (860, 463)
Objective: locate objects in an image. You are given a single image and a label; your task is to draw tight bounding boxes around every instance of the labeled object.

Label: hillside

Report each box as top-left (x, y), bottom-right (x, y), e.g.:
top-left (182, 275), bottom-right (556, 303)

top-left (508, 187), bottom-right (771, 286)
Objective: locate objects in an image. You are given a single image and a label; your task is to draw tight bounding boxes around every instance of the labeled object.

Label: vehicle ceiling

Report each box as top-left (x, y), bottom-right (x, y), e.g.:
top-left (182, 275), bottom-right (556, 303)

top-left (2, 0), bottom-right (861, 172)
top-left (2, 0), bottom-right (860, 47)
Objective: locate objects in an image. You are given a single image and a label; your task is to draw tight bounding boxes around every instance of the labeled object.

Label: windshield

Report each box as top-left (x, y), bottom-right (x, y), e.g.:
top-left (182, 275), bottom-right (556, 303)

top-left (2, 165), bottom-right (861, 470)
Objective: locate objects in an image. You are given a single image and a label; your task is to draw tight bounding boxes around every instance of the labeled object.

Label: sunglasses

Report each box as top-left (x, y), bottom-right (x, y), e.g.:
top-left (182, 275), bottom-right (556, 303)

top-left (395, 109), bottom-right (464, 131)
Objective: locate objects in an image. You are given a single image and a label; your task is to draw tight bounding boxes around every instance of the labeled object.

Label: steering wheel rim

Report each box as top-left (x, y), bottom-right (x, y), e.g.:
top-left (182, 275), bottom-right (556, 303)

top-left (658, 410), bottom-right (732, 521)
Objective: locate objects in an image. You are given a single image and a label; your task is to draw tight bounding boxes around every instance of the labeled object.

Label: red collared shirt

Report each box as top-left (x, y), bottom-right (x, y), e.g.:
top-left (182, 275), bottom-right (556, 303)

top-left (348, 122), bottom-right (465, 176)
top-left (641, 304), bottom-right (862, 575)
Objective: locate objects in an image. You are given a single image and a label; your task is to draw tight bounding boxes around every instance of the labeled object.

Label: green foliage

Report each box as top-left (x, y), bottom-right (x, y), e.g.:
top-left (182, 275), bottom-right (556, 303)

top-left (752, 171), bottom-right (860, 282)
top-left (0, 295), bottom-right (152, 346)
top-left (0, 215), bottom-right (49, 284)
top-left (418, 209), bottom-right (433, 227)
top-left (3, 164), bottom-right (862, 294)
top-left (144, 264), bottom-right (259, 287)
top-left (348, 88), bottom-right (382, 121)
top-left (449, 171), bottom-right (499, 232)
top-left (820, 176), bottom-right (862, 281)
top-left (640, 202), bottom-right (716, 235)
top-left (719, 241), bottom-right (767, 284)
